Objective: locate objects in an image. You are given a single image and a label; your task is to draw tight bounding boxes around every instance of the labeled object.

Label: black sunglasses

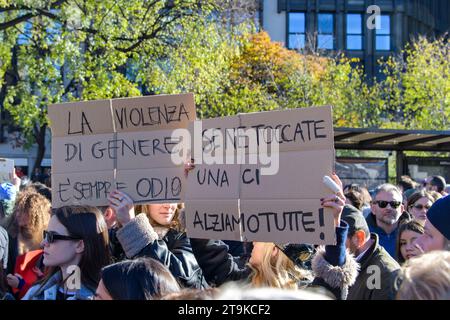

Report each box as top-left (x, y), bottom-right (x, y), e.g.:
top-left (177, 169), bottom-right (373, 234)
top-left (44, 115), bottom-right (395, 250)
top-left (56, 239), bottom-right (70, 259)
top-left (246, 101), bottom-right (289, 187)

top-left (374, 200), bottom-right (402, 209)
top-left (412, 204), bottom-right (431, 211)
top-left (43, 230), bottom-right (82, 244)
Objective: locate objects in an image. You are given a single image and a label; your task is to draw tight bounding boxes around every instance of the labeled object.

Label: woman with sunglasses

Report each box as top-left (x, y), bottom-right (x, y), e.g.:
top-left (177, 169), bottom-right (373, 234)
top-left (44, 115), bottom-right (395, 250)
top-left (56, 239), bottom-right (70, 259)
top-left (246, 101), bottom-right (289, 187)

top-left (406, 190), bottom-right (435, 223)
top-left (22, 206), bottom-right (110, 300)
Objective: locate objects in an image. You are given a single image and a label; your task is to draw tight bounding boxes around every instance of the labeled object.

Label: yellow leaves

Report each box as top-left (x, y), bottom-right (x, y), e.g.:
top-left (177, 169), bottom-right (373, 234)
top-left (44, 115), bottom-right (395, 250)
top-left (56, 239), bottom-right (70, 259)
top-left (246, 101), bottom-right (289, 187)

top-left (231, 31), bottom-right (329, 89)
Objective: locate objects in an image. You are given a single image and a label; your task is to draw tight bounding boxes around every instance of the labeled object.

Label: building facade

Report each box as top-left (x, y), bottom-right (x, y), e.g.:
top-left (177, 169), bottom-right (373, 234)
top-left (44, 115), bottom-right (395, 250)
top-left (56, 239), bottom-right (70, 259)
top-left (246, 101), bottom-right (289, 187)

top-left (261, 0), bottom-right (450, 79)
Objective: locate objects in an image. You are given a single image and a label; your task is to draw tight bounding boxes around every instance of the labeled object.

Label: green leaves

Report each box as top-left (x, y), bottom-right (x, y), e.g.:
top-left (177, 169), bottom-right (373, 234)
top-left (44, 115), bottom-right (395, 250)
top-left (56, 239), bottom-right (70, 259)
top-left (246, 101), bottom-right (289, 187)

top-left (0, 0), bottom-right (217, 150)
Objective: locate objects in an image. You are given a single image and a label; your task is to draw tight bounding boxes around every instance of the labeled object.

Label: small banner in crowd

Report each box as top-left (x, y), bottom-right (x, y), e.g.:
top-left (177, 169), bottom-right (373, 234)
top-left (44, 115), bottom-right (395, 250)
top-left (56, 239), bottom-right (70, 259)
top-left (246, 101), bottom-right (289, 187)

top-left (183, 106), bottom-right (336, 245)
top-left (0, 158), bottom-right (14, 183)
top-left (48, 94), bottom-right (196, 208)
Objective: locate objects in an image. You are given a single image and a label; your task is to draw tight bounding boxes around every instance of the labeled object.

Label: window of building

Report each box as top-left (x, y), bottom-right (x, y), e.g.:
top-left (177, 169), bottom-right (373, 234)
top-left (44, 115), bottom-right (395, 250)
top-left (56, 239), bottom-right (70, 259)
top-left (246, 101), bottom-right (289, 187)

top-left (318, 13), bottom-right (334, 49)
top-left (376, 15), bottom-right (391, 51)
top-left (288, 12), bottom-right (306, 49)
top-left (346, 14), bottom-right (363, 50)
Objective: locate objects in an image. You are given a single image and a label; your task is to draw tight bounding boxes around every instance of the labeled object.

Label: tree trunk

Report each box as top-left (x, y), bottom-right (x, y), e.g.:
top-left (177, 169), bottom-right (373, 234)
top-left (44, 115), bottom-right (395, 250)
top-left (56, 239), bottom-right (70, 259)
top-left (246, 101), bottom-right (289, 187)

top-left (32, 124), bottom-right (47, 173)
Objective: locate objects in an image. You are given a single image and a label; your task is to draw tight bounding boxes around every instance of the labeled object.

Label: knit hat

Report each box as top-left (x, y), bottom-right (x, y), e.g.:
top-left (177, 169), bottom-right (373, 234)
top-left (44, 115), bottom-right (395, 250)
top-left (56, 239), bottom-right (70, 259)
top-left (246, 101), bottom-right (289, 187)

top-left (0, 226), bottom-right (8, 269)
top-left (341, 204), bottom-right (370, 237)
top-left (276, 243), bottom-right (315, 270)
top-left (427, 195), bottom-right (450, 240)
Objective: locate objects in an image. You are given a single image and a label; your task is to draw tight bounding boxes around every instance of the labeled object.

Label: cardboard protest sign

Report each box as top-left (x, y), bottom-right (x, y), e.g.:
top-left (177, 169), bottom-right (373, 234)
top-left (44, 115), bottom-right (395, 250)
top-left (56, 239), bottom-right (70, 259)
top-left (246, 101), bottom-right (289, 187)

top-left (49, 94), bottom-right (196, 208)
top-left (112, 94), bottom-right (195, 132)
top-left (0, 158), bottom-right (14, 183)
top-left (51, 133), bottom-right (116, 174)
top-left (239, 200), bottom-right (335, 244)
top-left (115, 130), bottom-right (183, 170)
top-left (52, 170), bottom-right (115, 208)
top-left (184, 106), bottom-right (336, 245)
top-left (239, 150), bottom-right (334, 199)
top-left (115, 167), bottom-right (186, 204)
top-left (184, 199), bottom-right (241, 241)
top-left (48, 99), bottom-right (114, 137)
top-left (184, 164), bottom-right (241, 200)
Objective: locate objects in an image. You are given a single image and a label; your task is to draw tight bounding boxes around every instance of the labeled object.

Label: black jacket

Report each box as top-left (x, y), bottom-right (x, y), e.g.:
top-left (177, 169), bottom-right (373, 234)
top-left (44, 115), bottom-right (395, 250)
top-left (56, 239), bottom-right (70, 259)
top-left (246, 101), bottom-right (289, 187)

top-left (191, 222), bottom-right (360, 299)
top-left (190, 238), bottom-right (252, 287)
top-left (114, 214), bottom-right (208, 289)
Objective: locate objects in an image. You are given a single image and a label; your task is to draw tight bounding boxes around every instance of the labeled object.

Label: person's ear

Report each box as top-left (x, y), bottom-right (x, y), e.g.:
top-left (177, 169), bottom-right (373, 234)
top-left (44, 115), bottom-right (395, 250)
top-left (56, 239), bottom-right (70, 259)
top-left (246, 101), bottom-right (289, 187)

top-left (75, 240), bottom-right (85, 254)
top-left (354, 230), bottom-right (366, 248)
top-left (370, 201), bottom-right (377, 212)
top-left (271, 245), bottom-right (279, 258)
top-left (104, 207), bottom-right (114, 219)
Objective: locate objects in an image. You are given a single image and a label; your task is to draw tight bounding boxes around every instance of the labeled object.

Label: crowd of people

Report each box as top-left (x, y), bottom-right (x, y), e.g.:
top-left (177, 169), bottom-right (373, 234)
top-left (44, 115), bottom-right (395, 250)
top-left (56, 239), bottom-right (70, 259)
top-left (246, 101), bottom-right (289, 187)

top-left (0, 166), bottom-right (449, 300)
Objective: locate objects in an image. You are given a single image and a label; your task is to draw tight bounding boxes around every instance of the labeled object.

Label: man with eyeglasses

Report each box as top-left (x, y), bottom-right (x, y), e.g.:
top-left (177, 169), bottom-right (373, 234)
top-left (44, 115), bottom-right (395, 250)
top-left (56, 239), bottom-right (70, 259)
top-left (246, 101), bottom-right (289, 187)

top-left (366, 184), bottom-right (410, 260)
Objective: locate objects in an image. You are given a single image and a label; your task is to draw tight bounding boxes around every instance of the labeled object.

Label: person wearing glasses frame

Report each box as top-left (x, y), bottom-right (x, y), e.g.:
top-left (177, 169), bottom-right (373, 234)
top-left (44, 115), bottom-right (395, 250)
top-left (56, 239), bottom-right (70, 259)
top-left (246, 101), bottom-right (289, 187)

top-left (366, 184), bottom-right (411, 260)
top-left (22, 206), bottom-right (110, 300)
top-left (405, 190), bottom-right (435, 223)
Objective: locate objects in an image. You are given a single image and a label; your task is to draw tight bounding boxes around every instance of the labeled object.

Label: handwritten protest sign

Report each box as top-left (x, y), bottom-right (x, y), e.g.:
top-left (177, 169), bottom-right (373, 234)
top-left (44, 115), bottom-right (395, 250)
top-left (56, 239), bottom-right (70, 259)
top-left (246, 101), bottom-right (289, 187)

top-left (184, 106), bottom-right (336, 245)
top-left (48, 94), bottom-right (195, 208)
top-left (0, 158), bottom-right (14, 183)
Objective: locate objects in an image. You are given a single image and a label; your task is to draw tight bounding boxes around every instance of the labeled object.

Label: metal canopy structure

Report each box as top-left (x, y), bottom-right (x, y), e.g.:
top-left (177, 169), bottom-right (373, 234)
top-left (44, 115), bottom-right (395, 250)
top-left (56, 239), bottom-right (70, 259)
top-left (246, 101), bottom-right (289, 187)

top-left (334, 127), bottom-right (450, 183)
top-left (334, 128), bottom-right (450, 152)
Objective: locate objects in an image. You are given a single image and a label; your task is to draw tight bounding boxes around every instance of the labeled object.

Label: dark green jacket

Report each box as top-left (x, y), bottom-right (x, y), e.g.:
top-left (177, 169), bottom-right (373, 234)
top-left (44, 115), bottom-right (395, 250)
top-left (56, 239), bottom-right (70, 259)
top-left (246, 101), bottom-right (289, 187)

top-left (347, 233), bottom-right (400, 300)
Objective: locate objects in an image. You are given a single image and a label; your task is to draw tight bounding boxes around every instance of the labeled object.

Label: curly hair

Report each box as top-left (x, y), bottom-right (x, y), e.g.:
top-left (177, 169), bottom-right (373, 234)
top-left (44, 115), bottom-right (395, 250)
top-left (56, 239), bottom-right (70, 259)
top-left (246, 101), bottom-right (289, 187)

top-left (7, 192), bottom-right (51, 250)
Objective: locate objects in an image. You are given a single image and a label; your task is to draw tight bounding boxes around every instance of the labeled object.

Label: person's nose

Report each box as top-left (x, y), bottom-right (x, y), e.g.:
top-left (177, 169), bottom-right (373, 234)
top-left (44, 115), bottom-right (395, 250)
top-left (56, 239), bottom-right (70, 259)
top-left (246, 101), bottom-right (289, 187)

top-left (405, 242), bottom-right (414, 252)
top-left (41, 237), bottom-right (49, 248)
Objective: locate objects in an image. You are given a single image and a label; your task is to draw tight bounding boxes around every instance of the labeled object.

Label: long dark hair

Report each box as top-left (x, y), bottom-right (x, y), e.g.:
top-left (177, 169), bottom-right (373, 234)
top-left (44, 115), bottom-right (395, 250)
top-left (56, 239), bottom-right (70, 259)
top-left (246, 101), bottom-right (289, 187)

top-left (101, 257), bottom-right (180, 300)
top-left (406, 190), bottom-right (434, 212)
top-left (37, 206), bottom-right (111, 293)
top-left (396, 219), bottom-right (425, 264)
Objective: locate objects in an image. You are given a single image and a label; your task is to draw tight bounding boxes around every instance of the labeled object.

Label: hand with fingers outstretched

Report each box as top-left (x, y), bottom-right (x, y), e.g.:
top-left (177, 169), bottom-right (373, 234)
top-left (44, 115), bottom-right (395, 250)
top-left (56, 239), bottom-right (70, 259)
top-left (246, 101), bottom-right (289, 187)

top-left (320, 173), bottom-right (346, 228)
top-left (108, 190), bottom-right (135, 226)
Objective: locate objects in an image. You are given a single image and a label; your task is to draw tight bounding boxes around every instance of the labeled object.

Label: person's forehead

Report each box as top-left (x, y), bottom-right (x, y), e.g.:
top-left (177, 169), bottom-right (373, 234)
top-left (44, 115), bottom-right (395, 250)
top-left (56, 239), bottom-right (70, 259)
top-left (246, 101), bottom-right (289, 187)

top-left (376, 190), bottom-right (401, 200)
top-left (416, 197), bottom-right (432, 204)
top-left (47, 215), bottom-right (68, 234)
top-left (401, 230), bottom-right (420, 239)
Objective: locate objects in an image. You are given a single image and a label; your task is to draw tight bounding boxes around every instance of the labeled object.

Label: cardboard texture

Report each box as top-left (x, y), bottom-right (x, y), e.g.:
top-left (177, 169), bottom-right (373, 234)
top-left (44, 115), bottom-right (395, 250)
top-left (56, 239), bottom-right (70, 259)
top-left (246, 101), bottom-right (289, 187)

top-left (239, 150), bottom-right (334, 199)
top-left (188, 116), bottom-right (241, 162)
top-left (48, 99), bottom-right (114, 137)
top-left (115, 130), bottom-right (183, 170)
top-left (112, 94), bottom-right (196, 132)
top-left (52, 170), bottom-right (115, 208)
top-left (184, 200), bottom-right (242, 241)
top-left (239, 106), bottom-right (334, 154)
top-left (115, 167), bottom-right (186, 204)
top-left (0, 158), bottom-right (14, 183)
top-left (185, 164), bottom-right (241, 200)
top-left (51, 134), bottom-right (116, 174)
top-left (184, 106), bottom-right (336, 244)
top-left (240, 200), bottom-right (335, 244)
top-left (50, 94), bottom-right (195, 207)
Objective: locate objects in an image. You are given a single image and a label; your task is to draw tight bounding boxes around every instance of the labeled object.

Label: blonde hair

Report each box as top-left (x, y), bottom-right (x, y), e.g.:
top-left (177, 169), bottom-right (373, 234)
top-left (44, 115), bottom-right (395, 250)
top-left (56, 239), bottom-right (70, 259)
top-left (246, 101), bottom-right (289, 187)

top-left (7, 191), bottom-right (51, 252)
top-left (397, 251), bottom-right (450, 300)
top-left (135, 203), bottom-right (183, 231)
top-left (249, 242), bottom-right (313, 290)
